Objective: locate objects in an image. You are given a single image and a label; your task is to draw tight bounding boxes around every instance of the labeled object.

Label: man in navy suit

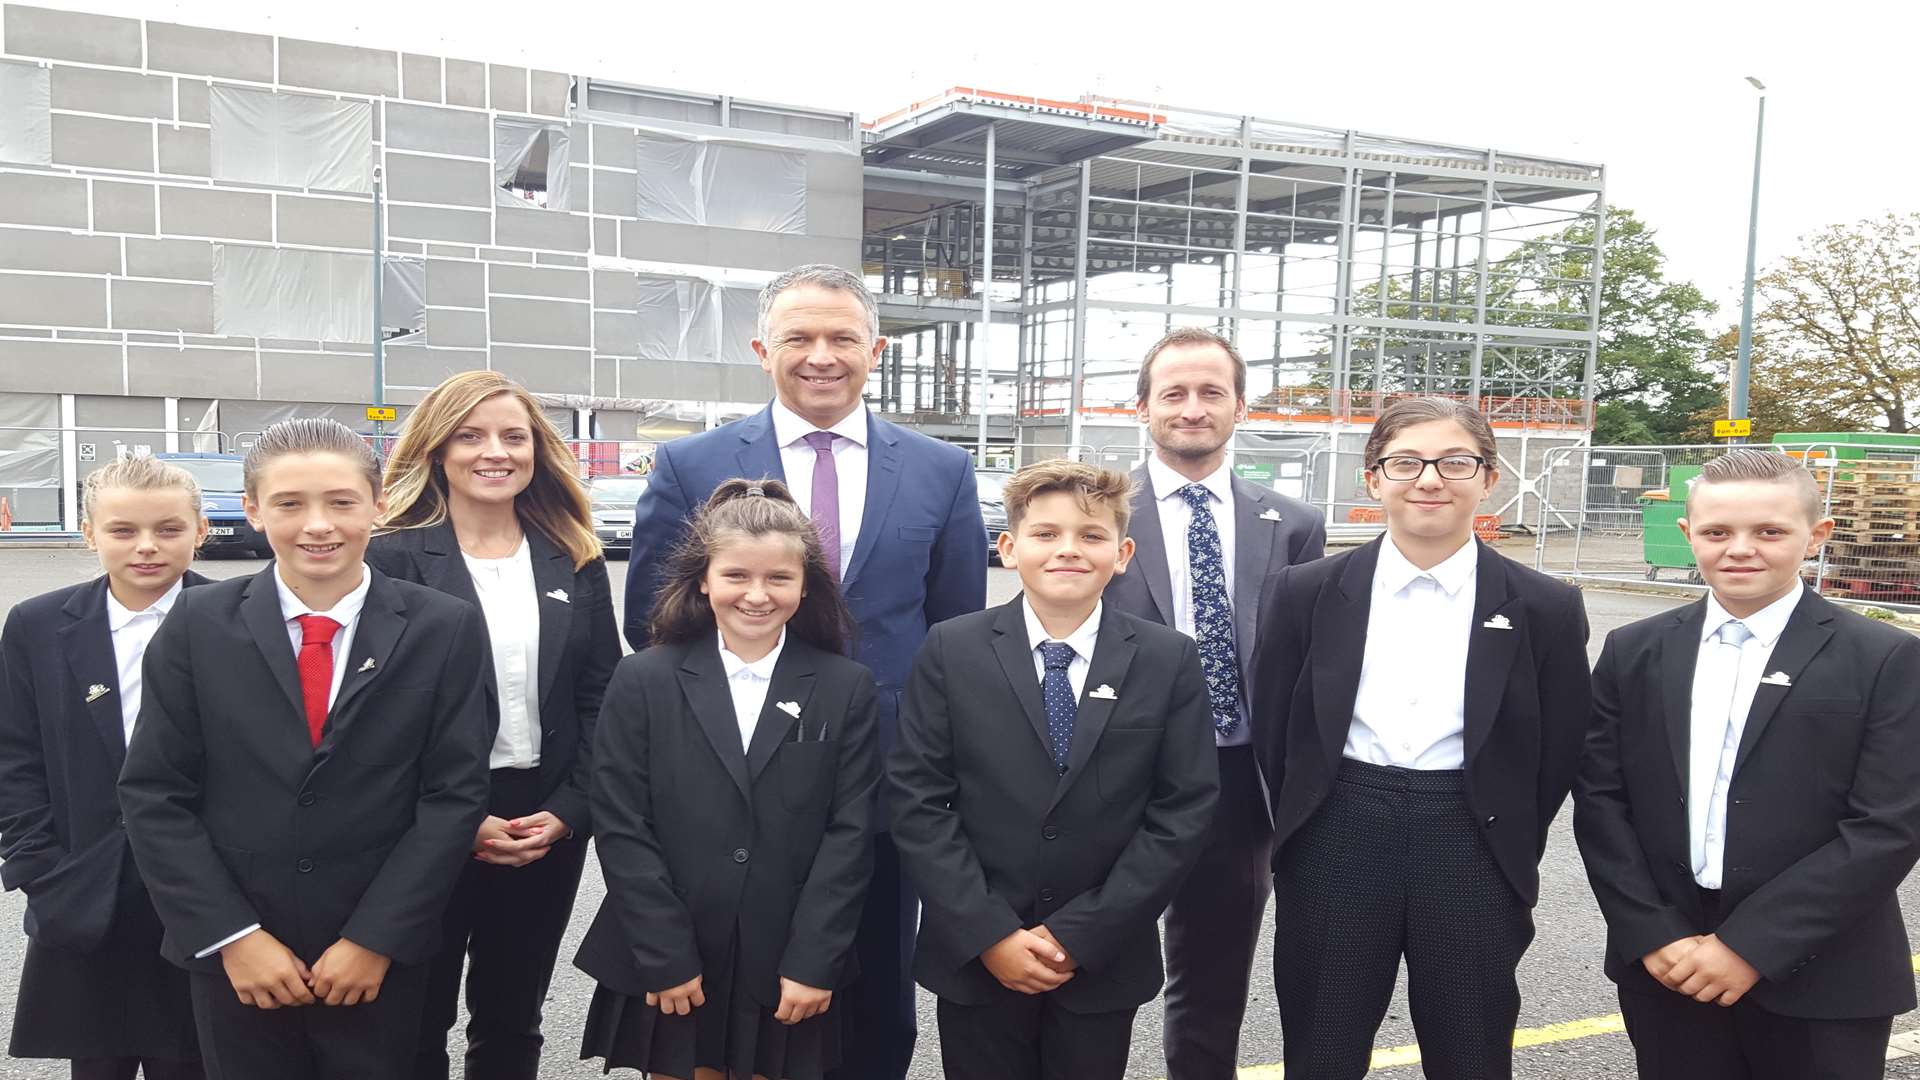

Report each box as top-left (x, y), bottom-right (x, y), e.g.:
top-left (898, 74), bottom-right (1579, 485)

top-left (624, 263), bottom-right (987, 1079)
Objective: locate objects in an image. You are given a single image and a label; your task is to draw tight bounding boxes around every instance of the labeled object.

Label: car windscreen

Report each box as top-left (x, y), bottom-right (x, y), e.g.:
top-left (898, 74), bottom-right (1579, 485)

top-left (162, 458), bottom-right (246, 492)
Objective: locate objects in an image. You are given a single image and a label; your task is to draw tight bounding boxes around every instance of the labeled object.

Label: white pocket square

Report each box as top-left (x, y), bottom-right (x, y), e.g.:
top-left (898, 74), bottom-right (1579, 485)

top-left (545, 588), bottom-right (569, 603)
top-left (85, 683), bottom-right (110, 703)
top-left (1087, 684), bottom-right (1118, 700)
top-left (1259, 508), bottom-right (1283, 522)
top-left (357, 657), bottom-right (376, 673)
top-left (776, 700), bottom-right (802, 718)
top-left (1483, 614), bottom-right (1513, 630)
top-left (1760, 671), bottom-right (1792, 686)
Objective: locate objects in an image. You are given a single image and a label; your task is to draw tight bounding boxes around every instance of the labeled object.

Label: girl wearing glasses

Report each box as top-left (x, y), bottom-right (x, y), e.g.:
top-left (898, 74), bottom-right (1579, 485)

top-left (1248, 397), bottom-right (1591, 1080)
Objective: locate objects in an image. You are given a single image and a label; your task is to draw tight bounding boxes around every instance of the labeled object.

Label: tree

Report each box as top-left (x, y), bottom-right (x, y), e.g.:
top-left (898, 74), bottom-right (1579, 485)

top-left (1752, 212), bottom-right (1920, 433)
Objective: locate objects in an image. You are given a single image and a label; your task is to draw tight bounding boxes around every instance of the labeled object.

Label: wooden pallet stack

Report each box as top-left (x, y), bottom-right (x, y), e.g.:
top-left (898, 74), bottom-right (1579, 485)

top-left (1814, 459), bottom-right (1920, 601)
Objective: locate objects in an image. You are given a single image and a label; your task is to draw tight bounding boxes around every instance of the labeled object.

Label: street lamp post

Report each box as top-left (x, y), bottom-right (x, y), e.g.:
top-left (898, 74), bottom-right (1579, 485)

top-left (1731, 76), bottom-right (1766, 444)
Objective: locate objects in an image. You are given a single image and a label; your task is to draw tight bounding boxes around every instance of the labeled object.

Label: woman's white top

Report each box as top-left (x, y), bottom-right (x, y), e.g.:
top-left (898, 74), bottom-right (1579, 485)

top-left (463, 539), bottom-right (542, 770)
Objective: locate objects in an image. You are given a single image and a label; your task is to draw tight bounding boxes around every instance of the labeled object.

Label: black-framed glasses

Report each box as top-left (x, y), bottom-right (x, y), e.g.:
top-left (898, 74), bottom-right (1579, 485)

top-left (1372, 454), bottom-right (1487, 482)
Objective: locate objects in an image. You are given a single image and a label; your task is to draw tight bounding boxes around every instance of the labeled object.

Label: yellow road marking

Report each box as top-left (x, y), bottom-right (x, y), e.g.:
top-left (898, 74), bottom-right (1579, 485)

top-left (1208, 954), bottom-right (1920, 1078)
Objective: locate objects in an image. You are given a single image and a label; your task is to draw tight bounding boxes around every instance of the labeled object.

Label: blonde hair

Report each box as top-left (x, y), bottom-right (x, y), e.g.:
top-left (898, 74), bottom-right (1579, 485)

top-left (82, 455), bottom-right (202, 520)
top-left (376, 370), bottom-right (601, 569)
top-left (1688, 448), bottom-right (1823, 522)
top-left (244, 419), bottom-right (383, 499)
top-left (1002, 459), bottom-right (1136, 536)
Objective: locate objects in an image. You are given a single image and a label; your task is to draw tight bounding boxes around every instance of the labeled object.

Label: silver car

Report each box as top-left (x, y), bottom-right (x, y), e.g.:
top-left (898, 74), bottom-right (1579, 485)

top-left (588, 475), bottom-right (650, 557)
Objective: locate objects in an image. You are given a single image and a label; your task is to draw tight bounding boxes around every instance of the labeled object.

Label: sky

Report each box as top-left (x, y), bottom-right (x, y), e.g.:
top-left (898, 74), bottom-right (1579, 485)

top-left (55, 0), bottom-right (1920, 329)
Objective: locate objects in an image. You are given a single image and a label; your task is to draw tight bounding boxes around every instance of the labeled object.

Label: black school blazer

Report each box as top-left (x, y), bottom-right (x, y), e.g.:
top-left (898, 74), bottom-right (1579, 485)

top-left (1249, 537), bottom-right (1592, 907)
top-left (118, 565), bottom-right (492, 971)
top-left (573, 633), bottom-right (879, 1003)
top-left (0, 571), bottom-right (211, 952)
top-left (1574, 588), bottom-right (1920, 1019)
top-left (368, 521), bottom-right (620, 834)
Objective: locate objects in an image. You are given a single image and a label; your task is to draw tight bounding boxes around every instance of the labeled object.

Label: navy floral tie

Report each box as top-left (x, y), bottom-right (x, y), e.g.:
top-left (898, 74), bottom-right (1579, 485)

top-left (1038, 641), bottom-right (1077, 773)
top-left (1179, 483), bottom-right (1241, 736)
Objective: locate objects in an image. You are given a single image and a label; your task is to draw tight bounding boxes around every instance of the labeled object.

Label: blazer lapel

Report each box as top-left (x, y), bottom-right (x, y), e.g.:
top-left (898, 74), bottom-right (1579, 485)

top-left (1051, 607), bottom-right (1137, 810)
top-left (989, 599), bottom-right (1054, 760)
top-left (1659, 601), bottom-right (1709, 792)
top-left (1125, 466), bottom-right (1175, 625)
top-left (418, 522), bottom-right (482, 609)
top-left (528, 529), bottom-right (574, 713)
top-left (746, 644), bottom-right (817, 781)
top-left (1231, 475), bottom-right (1280, 672)
top-left (239, 567), bottom-right (308, 736)
top-left (1732, 590), bottom-right (1837, 777)
top-left (842, 414), bottom-right (901, 590)
top-left (58, 578), bottom-right (127, 767)
top-left (733, 406), bottom-right (785, 487)
top-left (1461, 542), bottom-right (1520, 766)
top-left (676, 640), bottom-right (753, 804)
top-left (1311, 541), bottom-right (1377, 757)
top-left (324, 572), bottom-right (407, 743)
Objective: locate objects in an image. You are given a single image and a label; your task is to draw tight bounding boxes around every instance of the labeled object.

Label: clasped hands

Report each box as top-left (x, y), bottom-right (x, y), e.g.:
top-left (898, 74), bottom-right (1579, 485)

top-left (645, 975), bottom-right (833, 1026)
top-left (1642, 933), bottom-right (1760, 1007)
top-left (982, 924), bottom-right (1077, 995)
top-left (219, 929), bottom-right (391, 1009)
top-left (473, 811), bottom-right (569, 866)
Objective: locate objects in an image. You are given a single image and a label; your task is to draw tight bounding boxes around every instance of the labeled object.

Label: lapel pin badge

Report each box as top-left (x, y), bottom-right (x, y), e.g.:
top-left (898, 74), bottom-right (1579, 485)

top-left (85, 683), bottom-right (110, 703)
top-left (1259, 508), bottom-right (1283, 522)
top-left (357, 657), bottom-right (376, 673)
top-left (1761, 670), bottom-right (1792, 686)
top-left (1483, 614), bottom-right (1514, 631)
top-left (776, 700), bottom-right (802, 719)
top-left (1088, 684), bottom-right (1118, 700)
top-left (546, 588), bottom-right (570, 604)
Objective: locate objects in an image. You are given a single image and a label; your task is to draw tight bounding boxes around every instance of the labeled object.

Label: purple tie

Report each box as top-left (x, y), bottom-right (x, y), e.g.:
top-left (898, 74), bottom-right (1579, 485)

top-left (803, 431), bottom-right (841, 580)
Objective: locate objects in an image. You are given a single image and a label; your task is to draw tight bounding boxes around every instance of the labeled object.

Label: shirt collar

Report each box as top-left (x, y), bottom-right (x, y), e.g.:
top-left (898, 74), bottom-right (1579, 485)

top-left (1021, 597), bottom-right (1102, 664)
top-left (770, 397), bottom-right (868, 450)
top-left (105, 576), bottom-right (185, 632)
top-left (274, 562), bottom-right (373, 628)
top-left (1148, 453), bottom-right (1234, 507)
top-left (1375, 535), bottom-right (1479, 599)
top-left (1700, 582), bottom-right (1802, 647)
top-left (719, 627), bottom-right (786, 681)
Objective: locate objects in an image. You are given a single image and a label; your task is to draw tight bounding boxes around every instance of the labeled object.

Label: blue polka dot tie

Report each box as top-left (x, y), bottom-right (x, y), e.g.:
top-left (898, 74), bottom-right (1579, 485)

top-left (1038, 641), bottom-right (1077, 773)
top-left (1179, 483), bottom-right (1242, 736)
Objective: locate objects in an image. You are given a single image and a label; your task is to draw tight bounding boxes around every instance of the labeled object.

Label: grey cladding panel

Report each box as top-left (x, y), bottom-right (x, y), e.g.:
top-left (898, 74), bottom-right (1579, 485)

top-left (490, 344), bottom-right (589, 394)
top-left (402, 54), bottom-right (442, 103)
top-left (0, 338), bottom-right (123, 394)
top-left (278, 195), bottom-right (374, 249)
top-left (495, 207), bottom-right (589, 252)
top-left (159, 186), bottom-right (271, 241)
top-left (531, 71), bottom-right (571, 117)
top-left (52, 114), bottom-right (154, 172)
top-left (426, 308), bottom-right (486, 347)
top-left (111, 280), bottom-right (215, 333)
top-left (385, 152), bottom-right (491, 208)
top-left (50, 67), bottom-right (175, 119)
top-left (385, 343), bottom-right (485, 388)
top-left (260, 350), bottom-right (382, 401)
top-left (0, 172), bottom-right (87, 229)
top-left (0, 273), bottom-right (107, 327)
top-left (445, 59), bottom-right (487, 108)
top-left (0, 226), bottom-right (119, 273)
top-left (145, 21), bottom-right (276, 81)
top-left (125, 238), bottom-right (215, 281)
top-left (593, 270), bottom-right (637, 309)
top-left (489, 263), bottom-right (590, 300)
top-left (128, 345), bottom-right (255, 398)
top-left (279, 38), bottom-right (399, 97)
top-left (177, 80), bottom-right (210, 124)
top-left (490, 296), bottom-right (589, 347)
top-left (91, 179), bottom-right (154, 234)
top-left (488, 65), bottom-right (527, 114)
top-left (425, 259), bottom-right (484, 307)
top-left (158, 125), bottom-right (210, 176)
top-left (592, 168), bottom-right (636, 218)
top-left (385, 102), bottom-right (491, 158)
top-left (591, 125), bottom-right (635, 170)
top-left (2, 5), bottom-right (141, 66)
top-left (388, 205), bottom-right (491, 245)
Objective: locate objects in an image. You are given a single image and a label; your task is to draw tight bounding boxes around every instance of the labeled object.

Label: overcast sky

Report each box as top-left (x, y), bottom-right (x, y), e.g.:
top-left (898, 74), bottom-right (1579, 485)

top-left (61, 0), bottom-right (1920, 327)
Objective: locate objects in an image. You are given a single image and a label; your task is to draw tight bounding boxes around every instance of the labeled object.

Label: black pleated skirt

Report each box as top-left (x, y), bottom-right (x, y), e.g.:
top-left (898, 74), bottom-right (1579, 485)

top-left (8, 889), bottom-right (199, 1062)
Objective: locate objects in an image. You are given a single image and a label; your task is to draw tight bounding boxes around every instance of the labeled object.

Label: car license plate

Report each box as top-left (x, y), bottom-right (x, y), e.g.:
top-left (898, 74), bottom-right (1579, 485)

top-left (208, 527), bottom-right (235, 536)
top-left (615, 528), bottom-right (632, 539)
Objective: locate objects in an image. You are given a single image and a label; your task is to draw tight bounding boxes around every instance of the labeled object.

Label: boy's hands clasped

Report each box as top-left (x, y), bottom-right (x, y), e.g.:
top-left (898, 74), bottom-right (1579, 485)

top-left (983, 925), bottom-right (1077, 994)
top-left (221, 929), bottom-right (390, 1008)
top-left (1642, 933), bottom-right (1760, 1006)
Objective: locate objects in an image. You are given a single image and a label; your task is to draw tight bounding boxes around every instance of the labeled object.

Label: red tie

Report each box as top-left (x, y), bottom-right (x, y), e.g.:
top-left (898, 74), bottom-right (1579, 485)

top-left (294, 614), bottom-right (340, 748)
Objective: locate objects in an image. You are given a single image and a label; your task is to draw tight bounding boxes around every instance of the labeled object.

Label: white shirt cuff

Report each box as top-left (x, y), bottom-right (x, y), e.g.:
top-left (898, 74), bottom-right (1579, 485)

top-left (195, 923), bottom-right (262, 958)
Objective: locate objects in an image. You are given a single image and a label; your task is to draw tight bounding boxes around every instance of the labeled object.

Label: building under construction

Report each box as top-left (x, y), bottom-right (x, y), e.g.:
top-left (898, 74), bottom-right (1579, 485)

top-left (0, 3), bottom-right (1602, 529)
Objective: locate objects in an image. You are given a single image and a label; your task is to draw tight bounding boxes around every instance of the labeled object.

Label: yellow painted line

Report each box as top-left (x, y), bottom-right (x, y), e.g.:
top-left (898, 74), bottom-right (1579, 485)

top-left (1209, 955), bottom-right (1920, 1078)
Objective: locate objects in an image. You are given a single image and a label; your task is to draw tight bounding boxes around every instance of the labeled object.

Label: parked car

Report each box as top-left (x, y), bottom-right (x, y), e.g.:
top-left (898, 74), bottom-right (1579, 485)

top-left (977, 469), bottom-right (1011, 566)
top-left (588, 474), bottom-right (649, 557)
top-left (156, 453), bottom-right (267, 557)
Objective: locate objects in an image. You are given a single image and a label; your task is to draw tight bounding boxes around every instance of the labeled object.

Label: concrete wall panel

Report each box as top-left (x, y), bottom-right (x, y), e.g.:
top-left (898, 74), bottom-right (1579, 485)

top-left (176, 79), bottom-right (210, 124)
top-left (51, 66), bottom-right (175, 119)
top-left (0, 226), bottom-right (120, 274)
top-left (0, 337), bottom-right (122, 394)
top-left (385, 152), bottom-right (490, 208)
top-left (592, 168), bottom-right (636, 218)
top-left (277, 195), bottom-right (373, 249)
top-left (445, 59), bottom-right (486, 108)
top-left (159, 186), bottom-right (271, 240)
top-left (489, 296), bottom-right (589, 347)
top-left (385, 102), bottom-right (490, 158)
top-left (488, 64), bottom-right (526, 114)
top-left (0, 172), bottom-right (87, 229)
top-left (128, 344), bottom-right (253, 397)
top-left (426, 308), bottom-right (486, 347)
top-left (593, 309), bottom-right (637, 353)
top-left (621, 356), bottom-right (769, 403)
top-left (496, 207), bottom-right (589, 252)
top-left (531, 71), bottom-right (570, 117)
top-left (591, 125), bottom-right (635, 170)
top-left (146, 21), bottom-right (275, 81)
top-left (593, 270), bottom-right (637, 310)
top-left (259, 349), bottom-right (382, 401)
top-left (91, 179), bottom-right (154, 234)
top-left (279, 38), bottom-right (398, 97)
top-left (52, 113), bottom-right (154, 172)
top-left (0, 273), bottom-right (106, 326)
top-left (402, 54), bottom-right (442, 103)
top-left (425, 259), bottom-right (484, 307)
top-left (125, 237), bottom-right (214, 281)
top-left (157, 125), bottom-right (210, 176)
top-left (491, 344), bottom-right (589, 394)
top-left (111, 279), bottom-right (214, 333)
top-left (388, 204), bottom-right (491, 245)
top-left (489, 263), bottom-right (589, 300)
top-left (3, 5), bottom-right (141, 66)
top-left (385, 343), bottom-right (486, 388)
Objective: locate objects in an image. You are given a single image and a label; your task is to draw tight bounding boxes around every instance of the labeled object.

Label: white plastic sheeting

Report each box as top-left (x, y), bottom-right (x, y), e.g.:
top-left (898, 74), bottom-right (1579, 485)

top-left (0, 392), bottom-right (59, 490)
top-left (382, 257), bottom-right (427, 341)
top-left (633, 132), bottom-right (806, 234)
top-left (210, 86), bottom-right (373, 193)
top-left (494, 119), bottom-right (573, 211)
top-left (628, 276), bottom-right (765, 365)
top-left (717, 285), bottom-right (761, 364)
top-left (213, 245), bottom-right (375, 342)
top-left (0, 61), bottom-right (50, 166)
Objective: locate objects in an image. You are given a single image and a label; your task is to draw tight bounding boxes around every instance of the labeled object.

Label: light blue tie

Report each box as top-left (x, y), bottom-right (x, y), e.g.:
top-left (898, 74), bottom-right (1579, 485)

top-left (1038, 641), bottom-right (1077, 773)
top-left (1179, 483), bottom-right (1242, 736)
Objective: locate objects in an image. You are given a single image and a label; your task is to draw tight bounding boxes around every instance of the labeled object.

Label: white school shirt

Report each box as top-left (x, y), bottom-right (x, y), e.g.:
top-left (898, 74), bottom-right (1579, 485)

top-left (1022, 598), bottom-right (1101, 700)
top-left (197, 563), bottom-right (371, 958)
top-left (771, 398), bottom-right (869, 580)
top-left (1146, 453), bottom-right (1249, 746)
top-left (719, 628), bottom-right (786, 752)
top-left (463, 540), bottom-right (543, 770)
top-left (1690, 583), bottom-right (1801, 889)
top-left (1343, 537), bottom-right (1477, 770)
top-left (104, 577), bottom-right (185, 746)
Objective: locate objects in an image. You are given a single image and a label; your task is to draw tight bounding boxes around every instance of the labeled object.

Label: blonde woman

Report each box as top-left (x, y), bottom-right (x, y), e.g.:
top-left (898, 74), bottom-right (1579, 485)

top-left (368, 371), bottom-right (620, 1080)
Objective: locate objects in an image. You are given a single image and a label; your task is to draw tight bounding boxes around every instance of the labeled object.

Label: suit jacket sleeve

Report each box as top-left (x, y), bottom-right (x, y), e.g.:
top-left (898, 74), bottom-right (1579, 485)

top-left (1714, 633), bottom-right (1920, 982)
top-left (1044, 635), bottom-right (1220, 971)
top-left (0, 609), bottom-right (62, 890)
top-left (923, 460), bottom-right (987, 628)
top-left (340, 602), bottom-right (492, 960)
top-left (547, 557), bottom-right (621, 835)
top-left (886, 625), bottom-right (1024, 964)
top-left (1535, 584), bottom-right (1593, 859)
top-left (1573, 634), bottom-right (1696, 965)
top-left (119, 589), bottom-right (263, 955)
top-left (623, 445), bottom-right (693, 651)
top-left (1249, 565), bottom-right (1306, 806)
top-left (590, 660), bottom-right (702, 991)
top-left (779, 669), bottom-right (880, 989)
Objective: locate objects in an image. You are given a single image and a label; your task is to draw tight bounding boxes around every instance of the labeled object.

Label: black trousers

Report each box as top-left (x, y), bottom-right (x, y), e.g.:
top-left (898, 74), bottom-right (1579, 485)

top-left (1162, 744), bottom-right (1275, 1080)
top-left (825, 833), bottom-right (917, 1080)
top-left (935, 994), bottom-right (1137, 1080)
top-left (70, 1059), bottom-right (202, 1080)
top-left (190, 962), bottom-right (429, 1080)
top-left (413, 767), bottom-right (588, 1080)
top-left (1272, 760), bottom-right (1533, 1080)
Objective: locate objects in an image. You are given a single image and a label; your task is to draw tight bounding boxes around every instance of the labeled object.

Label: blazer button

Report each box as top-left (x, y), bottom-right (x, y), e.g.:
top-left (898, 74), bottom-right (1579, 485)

top-left (1042, 826), bottom-right (1059, 840)
top-left (296, 858), bottom-right (315, 873)
top-left (298, 792), bottom-right (317, 807)
top-left (114, 814), bottom-right (125, 828)
top-left (1484, 815), bottom-right (1497, 827)
top-left (732, 848), bottom-right (749, 864)
top-left (1039, 889), bottom-right (1055, 903)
